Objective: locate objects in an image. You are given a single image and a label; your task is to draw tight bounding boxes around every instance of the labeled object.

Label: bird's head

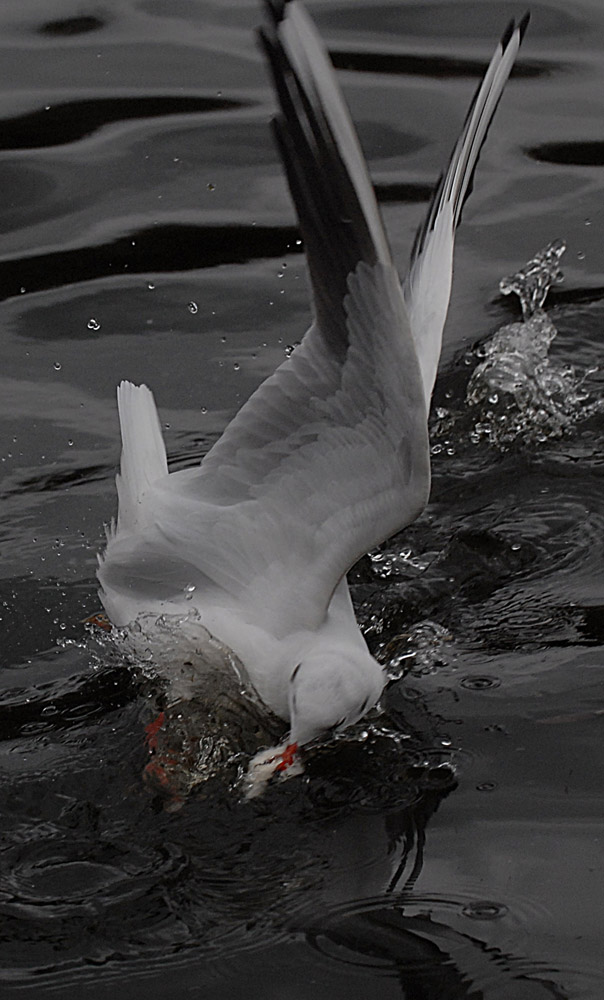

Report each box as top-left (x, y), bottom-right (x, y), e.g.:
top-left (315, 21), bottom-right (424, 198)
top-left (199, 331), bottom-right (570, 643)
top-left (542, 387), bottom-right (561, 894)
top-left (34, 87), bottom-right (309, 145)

top-left (288, 644), bottom-right (384, 747)
top-left (244, 645), bottom-right (384, 798)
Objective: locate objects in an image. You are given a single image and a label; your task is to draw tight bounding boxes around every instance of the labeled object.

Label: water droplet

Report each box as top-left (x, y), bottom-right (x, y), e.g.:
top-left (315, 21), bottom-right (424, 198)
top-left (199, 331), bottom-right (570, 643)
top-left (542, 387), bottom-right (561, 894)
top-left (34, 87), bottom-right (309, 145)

top-left (201, 406), bottom-right (207, 414)
top-left (20, 286), bottom-right (26, 294)
top-left (295, 239), bottom-right (302, 246)
top-left (284, 345), bottom-right (295, 357)
top-left (233, 362), bottom-right (240, 371)
top-left (207, 182), bottom-right (215, 192)
top-left (87, 318), bottom-right (101, 331)
top-left (53, 361), bottom-right (62, 371)
top-left (184, 583), bottom-right (196, 600)
top-left (476, 781), bottom-right (497, 792)
top-left (67, 439), bottom-right (73, 447)
top-left (147, 282), bottom-right (155, 290)
top-left (188, 301), bottom-right (198, 314)
top-left (462, 900), bottom-right (508, 920)
top-left (577, 250), bottom-right (585, 261)
top-left (585, 218), bottom-right (591, 226)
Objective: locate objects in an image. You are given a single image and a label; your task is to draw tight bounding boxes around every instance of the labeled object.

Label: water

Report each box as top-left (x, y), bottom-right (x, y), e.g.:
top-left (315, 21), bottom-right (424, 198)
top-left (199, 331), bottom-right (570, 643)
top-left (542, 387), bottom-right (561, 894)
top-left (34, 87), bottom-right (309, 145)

top-left (1, 1), bottom-right (603, 997)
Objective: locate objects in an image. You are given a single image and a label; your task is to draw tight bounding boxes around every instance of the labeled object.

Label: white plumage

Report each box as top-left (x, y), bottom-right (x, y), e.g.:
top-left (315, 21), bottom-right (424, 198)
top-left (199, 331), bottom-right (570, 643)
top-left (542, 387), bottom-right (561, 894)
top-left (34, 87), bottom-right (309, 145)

top-left (97, 1), bottom-right (528, 792)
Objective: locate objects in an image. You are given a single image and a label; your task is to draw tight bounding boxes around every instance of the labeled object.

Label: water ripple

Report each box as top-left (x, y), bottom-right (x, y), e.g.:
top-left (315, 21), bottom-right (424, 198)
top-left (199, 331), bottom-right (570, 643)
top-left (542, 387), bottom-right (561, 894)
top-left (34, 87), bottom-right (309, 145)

top-left (307, 891), bottom-right (596, 998)
top-left (0, 95), bottom-right (248, 152)
top-left (330, 47), bottom-right (552, 79)
top-left (0, 223), bottom-right (301, 301)
top-left (527, 140), bottom-right (604, 167)
top-left (38, 16), bottom-right (107, 38)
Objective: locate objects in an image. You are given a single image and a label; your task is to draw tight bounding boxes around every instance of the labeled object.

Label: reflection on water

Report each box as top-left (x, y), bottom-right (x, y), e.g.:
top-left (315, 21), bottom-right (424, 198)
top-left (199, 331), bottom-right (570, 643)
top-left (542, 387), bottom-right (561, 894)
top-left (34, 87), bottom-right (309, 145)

top-left (1, 0), bottom-right (603, 998)
top-left (0, 96), bottom-right (247, 151)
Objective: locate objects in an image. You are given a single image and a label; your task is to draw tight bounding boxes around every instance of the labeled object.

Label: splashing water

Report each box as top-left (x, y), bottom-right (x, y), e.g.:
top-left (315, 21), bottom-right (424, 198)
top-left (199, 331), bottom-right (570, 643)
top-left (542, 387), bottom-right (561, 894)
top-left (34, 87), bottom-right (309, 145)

top-left (435, 240), bottom-right (601, 449)
top-left (499, 238), bottom-right (566, 320)
top-left (88, 611), bottom-right (285, 804)
top-left (379, 620), bottom-right (453, 681)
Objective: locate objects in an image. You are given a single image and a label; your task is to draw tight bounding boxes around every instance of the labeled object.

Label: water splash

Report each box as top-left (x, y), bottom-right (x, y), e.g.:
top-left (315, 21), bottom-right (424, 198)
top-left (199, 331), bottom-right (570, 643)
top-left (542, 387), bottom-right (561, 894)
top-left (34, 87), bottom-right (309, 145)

top-left (379, 620), bottom-right (453, 680)
top-left (434, 240), bottom-right (601, 449)
top-left (369, 545), bottom-right (431, 579)
top-left (499, 238), bottom-right (566, 319)
top-left (88, 610), bottom-right (284, 803)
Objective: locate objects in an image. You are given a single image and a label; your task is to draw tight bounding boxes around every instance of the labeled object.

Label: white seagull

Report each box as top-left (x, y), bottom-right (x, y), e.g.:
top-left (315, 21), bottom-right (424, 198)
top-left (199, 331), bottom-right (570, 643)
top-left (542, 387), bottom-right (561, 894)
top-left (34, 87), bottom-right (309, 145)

top-left (97, 1), bottom-right (528, 792)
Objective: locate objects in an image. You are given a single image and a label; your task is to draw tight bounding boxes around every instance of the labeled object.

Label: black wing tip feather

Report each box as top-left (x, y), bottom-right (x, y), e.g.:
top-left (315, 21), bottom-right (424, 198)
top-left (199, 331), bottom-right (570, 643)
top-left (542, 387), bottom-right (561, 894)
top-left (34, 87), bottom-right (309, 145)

top-left (410, 13), bottom-right (529, 269)
top-left (518, 11), bottom-right (531, 42)
top-left (258, 0), bottom-right (383, 357)
top-left (501, 11), bottom-right (530, 51)
top-left (262, 0), bottom-right (287, 28)
top-left (500, 18), bottom-right (515, 50)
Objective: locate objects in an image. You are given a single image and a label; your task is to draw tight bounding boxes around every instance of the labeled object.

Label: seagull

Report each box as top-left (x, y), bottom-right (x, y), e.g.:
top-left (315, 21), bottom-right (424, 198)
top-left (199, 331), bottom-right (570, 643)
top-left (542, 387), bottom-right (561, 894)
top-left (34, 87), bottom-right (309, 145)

top-left (97, 1), bottom-right (528, 794)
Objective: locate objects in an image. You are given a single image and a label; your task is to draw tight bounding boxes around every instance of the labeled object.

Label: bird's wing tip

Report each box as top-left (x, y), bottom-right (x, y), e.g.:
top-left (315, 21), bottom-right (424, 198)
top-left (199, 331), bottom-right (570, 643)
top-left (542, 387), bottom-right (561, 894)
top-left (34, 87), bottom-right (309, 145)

top-left (518, 11), bottom-right (531, 42)
top-left (262, 0), bottom-right (287, 27)
top-left (501, 11), bottom-right (530, 51)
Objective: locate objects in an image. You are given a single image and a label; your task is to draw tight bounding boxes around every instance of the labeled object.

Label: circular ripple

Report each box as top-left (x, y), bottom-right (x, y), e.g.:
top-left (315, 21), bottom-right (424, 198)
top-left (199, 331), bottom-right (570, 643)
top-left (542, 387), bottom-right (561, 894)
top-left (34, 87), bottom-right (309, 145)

top-left (460, 675), bottom-right (502, 690)
top-left (461, 899), bottom-right (508, 920)
top-left (0, 837), bottom-right (188, 919)
top-left (306, 890), bottom-right (573, 997)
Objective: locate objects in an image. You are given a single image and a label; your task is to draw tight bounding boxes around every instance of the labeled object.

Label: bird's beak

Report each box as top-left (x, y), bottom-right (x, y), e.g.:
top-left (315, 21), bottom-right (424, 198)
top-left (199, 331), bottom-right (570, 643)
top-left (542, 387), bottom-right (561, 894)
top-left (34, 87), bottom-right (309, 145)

top-left (244, 740), bottom-right (302, 799)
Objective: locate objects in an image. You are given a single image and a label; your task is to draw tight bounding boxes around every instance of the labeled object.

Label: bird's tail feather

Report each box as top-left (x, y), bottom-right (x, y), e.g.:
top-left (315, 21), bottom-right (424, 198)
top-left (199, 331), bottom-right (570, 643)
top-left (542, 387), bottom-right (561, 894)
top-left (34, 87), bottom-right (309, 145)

top-left (113, 380), bottom-right (168, 536)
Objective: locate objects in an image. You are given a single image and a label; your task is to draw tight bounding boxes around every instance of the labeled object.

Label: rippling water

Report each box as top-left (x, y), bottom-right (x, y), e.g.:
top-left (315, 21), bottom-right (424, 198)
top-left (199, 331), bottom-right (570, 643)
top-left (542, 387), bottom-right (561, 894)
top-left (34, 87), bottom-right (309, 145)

top-left (1, 2), bottom-right (603, 998)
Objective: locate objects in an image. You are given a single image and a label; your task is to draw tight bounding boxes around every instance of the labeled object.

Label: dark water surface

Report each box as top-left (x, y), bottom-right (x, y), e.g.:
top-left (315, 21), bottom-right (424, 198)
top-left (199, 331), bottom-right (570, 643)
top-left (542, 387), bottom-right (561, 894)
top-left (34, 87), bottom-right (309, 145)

top-left (1, 1), bottom-right (603, 997)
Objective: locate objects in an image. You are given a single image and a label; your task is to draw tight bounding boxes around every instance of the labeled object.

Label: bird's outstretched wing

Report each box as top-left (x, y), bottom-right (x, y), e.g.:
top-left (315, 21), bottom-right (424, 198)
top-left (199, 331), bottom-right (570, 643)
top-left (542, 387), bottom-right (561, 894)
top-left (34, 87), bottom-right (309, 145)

top-left (404, 12), bottom-right (529, 399)
top-left (99, 2), bottom-right (526, 635)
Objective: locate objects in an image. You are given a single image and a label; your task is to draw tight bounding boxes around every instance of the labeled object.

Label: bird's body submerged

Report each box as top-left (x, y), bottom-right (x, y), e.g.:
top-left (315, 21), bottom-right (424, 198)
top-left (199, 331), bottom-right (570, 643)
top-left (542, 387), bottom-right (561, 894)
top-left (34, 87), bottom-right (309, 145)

top-left (97, 1), bottom-right (528, 792)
